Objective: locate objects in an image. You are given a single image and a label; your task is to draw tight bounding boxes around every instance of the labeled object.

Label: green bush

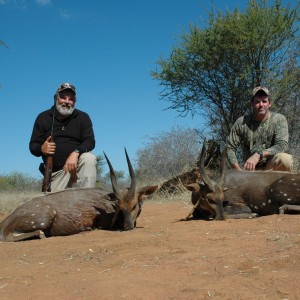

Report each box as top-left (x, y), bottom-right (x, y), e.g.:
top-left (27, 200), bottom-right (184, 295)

top-left (0, 172), bottom-right (41, 192)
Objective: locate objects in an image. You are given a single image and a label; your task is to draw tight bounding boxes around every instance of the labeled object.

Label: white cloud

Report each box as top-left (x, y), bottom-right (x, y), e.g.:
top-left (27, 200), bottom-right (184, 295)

top-left (1, 0), bottom-right (27, 9)
top-left (59, 9), bottom-right (71, 19)
top-left (0, 0), bottom-right (51, 7)
top-left (35, 0), bottom-right (51, 6)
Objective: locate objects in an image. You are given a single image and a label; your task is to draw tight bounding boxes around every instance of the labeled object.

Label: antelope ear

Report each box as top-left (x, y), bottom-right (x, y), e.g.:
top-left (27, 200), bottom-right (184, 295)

top-left (185, 183), bottom-right (200, 192)
top-left (94, 201), bottom-right (116, 214)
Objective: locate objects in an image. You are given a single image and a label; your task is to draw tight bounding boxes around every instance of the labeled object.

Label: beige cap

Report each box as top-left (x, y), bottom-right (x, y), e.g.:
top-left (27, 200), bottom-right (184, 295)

top-left (252, 86), bottom-right (270, 97)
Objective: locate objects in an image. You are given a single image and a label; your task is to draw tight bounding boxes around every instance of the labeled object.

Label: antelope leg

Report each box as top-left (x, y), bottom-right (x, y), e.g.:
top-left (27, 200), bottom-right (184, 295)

top-left (279, 204), bottom-right (300, 214)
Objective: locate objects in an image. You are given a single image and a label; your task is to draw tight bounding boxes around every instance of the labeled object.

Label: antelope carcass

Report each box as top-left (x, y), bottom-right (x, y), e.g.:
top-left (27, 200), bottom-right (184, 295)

top-left (0, 149), bottom-right (159, 242)
top-left (185, 141), bottom-right (300, 219)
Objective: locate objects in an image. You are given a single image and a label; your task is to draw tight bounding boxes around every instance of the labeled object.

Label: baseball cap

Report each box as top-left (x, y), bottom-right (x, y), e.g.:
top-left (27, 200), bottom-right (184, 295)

top-left (252, 86), bottom-right (270, 97)
top-left (56, 82), bottom-right (76, 94)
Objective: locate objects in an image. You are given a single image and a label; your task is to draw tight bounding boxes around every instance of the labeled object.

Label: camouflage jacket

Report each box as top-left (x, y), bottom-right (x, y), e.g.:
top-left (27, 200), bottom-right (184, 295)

top-left (227, 112), bottom-right (289, 166)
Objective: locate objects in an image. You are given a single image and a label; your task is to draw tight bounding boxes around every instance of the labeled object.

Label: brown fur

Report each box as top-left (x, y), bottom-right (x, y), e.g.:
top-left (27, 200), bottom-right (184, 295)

top-left (0, 150), bottom-right (159, 242)
top-left (184, 139), bottom-right (227, 221)
top-left (186, 169), bottom-right (300, 220)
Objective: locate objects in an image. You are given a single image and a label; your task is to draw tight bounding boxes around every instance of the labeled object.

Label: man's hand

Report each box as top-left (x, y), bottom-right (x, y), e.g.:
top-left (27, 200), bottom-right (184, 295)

top-left (64, 151), bottom-right (80, 173)
top-left (41, 136), bottom-right (56, 155)
top-left (243, 153), bottom-right (260, 171)
top-left (232, 162), bottom-right (243, 171)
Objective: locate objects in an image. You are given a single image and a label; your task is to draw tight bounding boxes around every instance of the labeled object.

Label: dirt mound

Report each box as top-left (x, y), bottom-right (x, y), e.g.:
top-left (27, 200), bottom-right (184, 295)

top-left (0, 202), bottom-right (299, 299)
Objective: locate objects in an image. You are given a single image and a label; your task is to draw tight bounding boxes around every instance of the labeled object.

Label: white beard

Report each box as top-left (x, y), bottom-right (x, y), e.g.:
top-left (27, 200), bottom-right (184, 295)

top-left (56, 102), bottom-right (75, 117)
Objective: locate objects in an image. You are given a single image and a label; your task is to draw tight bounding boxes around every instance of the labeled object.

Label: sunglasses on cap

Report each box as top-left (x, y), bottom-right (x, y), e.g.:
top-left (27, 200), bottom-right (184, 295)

top-left (56, 83), bottom-right (76, 94)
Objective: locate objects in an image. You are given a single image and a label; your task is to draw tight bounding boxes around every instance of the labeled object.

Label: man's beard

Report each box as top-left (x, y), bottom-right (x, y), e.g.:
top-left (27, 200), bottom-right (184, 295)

top-left (56, 102), bottom-right (75, 117)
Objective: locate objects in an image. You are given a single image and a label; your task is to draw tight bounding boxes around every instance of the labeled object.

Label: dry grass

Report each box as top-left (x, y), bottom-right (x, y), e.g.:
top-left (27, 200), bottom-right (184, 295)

top-left (149, 181), bottom-right (192, 208)
top-left (0, 191), bottom-right (42, 214)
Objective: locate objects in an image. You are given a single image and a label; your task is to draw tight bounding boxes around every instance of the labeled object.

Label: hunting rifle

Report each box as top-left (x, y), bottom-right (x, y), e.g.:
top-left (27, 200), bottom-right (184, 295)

top-left (42, 103), bottom-right (56, 193)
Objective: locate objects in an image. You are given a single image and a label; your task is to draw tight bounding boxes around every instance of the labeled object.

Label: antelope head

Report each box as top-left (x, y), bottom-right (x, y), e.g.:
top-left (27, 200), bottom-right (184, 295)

top-left (185, 139), bottom-right (227, 220)
top-left (104, 148), bottom-right (159, 230)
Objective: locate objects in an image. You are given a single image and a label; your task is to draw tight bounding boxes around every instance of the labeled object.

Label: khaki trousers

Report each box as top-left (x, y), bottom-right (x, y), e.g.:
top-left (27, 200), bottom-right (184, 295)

top-left (50, 152), bottom-right (97, 192)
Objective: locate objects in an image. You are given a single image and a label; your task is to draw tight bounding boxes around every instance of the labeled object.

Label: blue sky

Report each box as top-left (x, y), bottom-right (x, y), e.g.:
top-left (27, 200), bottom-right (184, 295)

top-left (0, 0), bottom-right (295, 178)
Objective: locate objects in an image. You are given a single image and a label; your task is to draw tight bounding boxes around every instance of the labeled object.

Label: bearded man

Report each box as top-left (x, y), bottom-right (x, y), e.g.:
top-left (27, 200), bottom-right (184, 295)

top-left (30, 82), bottom-right (97, 192)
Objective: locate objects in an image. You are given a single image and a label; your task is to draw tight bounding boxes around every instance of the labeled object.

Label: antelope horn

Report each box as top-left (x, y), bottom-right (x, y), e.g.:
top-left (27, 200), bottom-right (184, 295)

top-left (199, 138), bottom-right (217, 191)
top-left (124, 148), bottom-right (136, 200)
top-left (103, 152), bottom-right (122, 200)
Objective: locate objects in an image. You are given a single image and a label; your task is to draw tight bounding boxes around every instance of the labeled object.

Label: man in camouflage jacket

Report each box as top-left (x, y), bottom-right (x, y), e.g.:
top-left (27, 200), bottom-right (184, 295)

top-left (227, 86), bottom-right (293, 171)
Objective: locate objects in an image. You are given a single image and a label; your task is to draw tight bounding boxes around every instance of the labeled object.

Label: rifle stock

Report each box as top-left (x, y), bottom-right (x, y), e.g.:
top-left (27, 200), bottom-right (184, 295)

top-left (42, 101), bottom-right (56, 193)
top-left (42, 137), bottom-right (54, 193)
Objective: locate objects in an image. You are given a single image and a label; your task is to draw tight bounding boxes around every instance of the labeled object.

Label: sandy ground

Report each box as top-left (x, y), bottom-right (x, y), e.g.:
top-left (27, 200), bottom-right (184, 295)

top-left (0, 202), bottom-right (299, 300)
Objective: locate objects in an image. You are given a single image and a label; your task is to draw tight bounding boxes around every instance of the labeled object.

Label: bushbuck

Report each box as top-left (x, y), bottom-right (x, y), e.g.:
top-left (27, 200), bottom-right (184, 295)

top-left (223, 170), bottom-right (300, 217)
top-left (184, 139), bottom-right (227, 220)
top-left (185, 142), bottom-right (300, 219)
top-left (0, 149), bottom-right (159, 242)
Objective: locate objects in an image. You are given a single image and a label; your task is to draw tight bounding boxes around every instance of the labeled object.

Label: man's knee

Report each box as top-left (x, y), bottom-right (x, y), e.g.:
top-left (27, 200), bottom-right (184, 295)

top-left (268, 153), bottom-right (293, 171)
top-left (79, 153), bottom-right (97, 166)
top-left (78, 152), bottom-right (97, 177)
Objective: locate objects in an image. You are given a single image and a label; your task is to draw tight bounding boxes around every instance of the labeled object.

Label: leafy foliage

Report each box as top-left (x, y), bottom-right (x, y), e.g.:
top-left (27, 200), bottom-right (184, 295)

top-left (152, 0), bottom-right (300, 145)
top-left (0, 40), bottom-right (8, 48)
top-left (0, 172), bottom-right (41, 191)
